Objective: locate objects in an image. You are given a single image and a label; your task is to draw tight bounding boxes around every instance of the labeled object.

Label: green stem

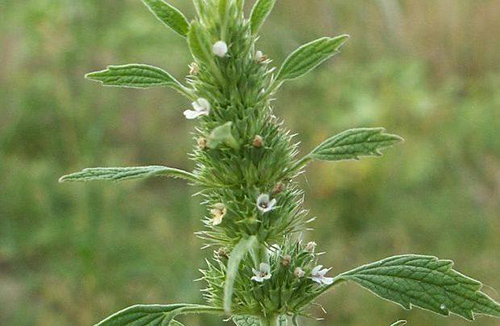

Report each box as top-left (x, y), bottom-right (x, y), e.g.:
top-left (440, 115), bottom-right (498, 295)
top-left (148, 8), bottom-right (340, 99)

top-left (260, 315), bottom-right (279, 326)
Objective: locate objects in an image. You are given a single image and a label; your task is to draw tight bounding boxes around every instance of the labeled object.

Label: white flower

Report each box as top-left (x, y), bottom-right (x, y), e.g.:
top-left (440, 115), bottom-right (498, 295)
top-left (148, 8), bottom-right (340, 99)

top-left (184, 98), bottom-right (211, 119)
top-left (213, 40), bottom-right (228, 58)
top-left (251, 263), bottom-right (272, 282)
top-left (256, 50), bottom-right (268, 63)
top-left (256, 194), bottom-right (277, 213)
top-left (294, 267), bottom-right (305, 278)
top-left (309, 265), bottom-right (334, 285)
top-left (210, 203), bottom-right (227, 226)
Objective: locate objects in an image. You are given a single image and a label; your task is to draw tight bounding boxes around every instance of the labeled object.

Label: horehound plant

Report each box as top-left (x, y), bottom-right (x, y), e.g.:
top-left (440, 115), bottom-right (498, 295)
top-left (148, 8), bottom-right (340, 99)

top-left (60, 1), bottom-right (500, 325)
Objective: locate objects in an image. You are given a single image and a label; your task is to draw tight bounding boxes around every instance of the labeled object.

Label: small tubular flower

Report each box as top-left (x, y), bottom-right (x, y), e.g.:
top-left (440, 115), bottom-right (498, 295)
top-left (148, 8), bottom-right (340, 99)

top-left (213, 41), bottom-right (228, 58)
top-left (256, 194), bottom-right (277, 213)
top-left (251, 263), bottom-right (272, 282)
top-left (184, 98), bottom-right (211, 119)
top-left (310, 265), bottom-right (334, 285)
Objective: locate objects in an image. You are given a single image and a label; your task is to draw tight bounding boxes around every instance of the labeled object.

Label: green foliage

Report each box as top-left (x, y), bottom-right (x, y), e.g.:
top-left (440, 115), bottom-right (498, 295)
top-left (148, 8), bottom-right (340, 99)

top-left (188, 21), bottom-right (215, 65)
top-left (142, 0), bottom-right (190, 37)
top-left (94, 304), bottom-right (222, 326)
top-left (224, 236), bottom-right (257, 313)
top-left (48, 1), bottom-right (499, 326)
top-left (337, 255), bottom-right (500, 320)
top-left (250, 0), bottom-right (277, 35)
top-left (276, 35), bottom-right (349, 82)
top-left (310, 128), bottom-right (403, 161)
top-left (86, 64), bottom-right (186, 91)
top-left (233, 315), bottom-right (259, 326)
top-left (207, 122), bottom-right (240, 150)
top-left (59, 166), bottom-right (197, 183)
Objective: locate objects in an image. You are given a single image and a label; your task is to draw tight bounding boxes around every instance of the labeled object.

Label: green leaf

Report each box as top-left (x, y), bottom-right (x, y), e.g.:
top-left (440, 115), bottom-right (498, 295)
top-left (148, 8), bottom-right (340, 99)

top-left (249, 0), bottom-right (277, 34)
top-left (276, 35), bottom-right (349, 82)
top-left (390, 321), bottom-right (407, 326)
top-left (94, 304), bottom-right (223, 326)
top-left (207, 122), bottom-right (240, 150)
top-left (224, 236), bottom-right (258, 313)
top-left (142, 0), bottom-right (190, 37)
top-left (310, 128), bottom-right (403, 161)
top-left (233, 315), bottom-right (259, 326)
top-left (278, 315), bottom-right (287, 326)
top-left (188, 21), bottom-right (214, 64)
top-left (86, 64), bottom-right (184, 90)
top-left (337, 255), bottom-right (500, 320)
top-left (59, 166), bottom-right (197, 183)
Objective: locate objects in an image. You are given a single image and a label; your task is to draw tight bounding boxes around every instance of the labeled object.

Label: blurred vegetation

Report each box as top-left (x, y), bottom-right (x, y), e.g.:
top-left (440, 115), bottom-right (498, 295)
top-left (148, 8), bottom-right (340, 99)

top-left (1, 1), bottom-right (499, 325)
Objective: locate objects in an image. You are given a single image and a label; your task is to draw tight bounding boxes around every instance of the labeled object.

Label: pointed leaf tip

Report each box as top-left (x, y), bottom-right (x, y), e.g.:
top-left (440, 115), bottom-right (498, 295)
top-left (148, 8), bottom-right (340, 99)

top-left (86, 64), bottom-right (184, 90)
top-left (142, 0), bottom-right (190, 37)
top-left (338, 255), bottom-right (500, 321)
top-left (310, 127), bottom-right (403, 162)
top-left (250, 0), bottom-right (277, 34)
top-left (276, 34), bottom-right (350, 82)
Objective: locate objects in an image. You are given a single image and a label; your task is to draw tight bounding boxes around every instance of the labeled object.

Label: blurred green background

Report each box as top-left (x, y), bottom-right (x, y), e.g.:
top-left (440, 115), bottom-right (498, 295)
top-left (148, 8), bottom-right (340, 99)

top-left (1, 0), bottom-right (499, 325)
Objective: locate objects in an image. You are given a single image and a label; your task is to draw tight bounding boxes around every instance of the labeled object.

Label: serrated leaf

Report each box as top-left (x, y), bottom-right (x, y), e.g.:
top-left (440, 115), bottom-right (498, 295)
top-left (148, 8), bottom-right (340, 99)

top-left (338, 255), bottom-right (500, 320)
top-left (170, 321), bottom-right (185, 326)
top-left (310, 128), bottom-right (403, 161)
top-left (233, 315), bottom-right (259, 326)
top-left (94, 304), bottom-right (223, 326)
top-left (86, 64), bottom-right (184, 90)
top-left (142, 0), bottom-right (190, 37)
top-left (59, 166), bottom-right (197, 183)
top-left (188, 21), bottom-right (214, 64)
top-left (250, 0), bottom-right (277, 34)
top-left (278, 315), bottom-right (287, 325)
top-left (224, 236), bottom-right (258, 313)
top-left (390, 321), bottom-right (407, 326)
top-left (276, 35), bottom-right (349, 82)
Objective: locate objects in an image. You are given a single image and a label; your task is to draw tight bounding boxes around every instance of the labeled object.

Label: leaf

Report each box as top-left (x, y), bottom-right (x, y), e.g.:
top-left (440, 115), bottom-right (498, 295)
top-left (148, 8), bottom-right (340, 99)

top-left (249, 0), bottom-right (277, 34)
top-left (59, 166), bottom-right (197, 183)
top-left (310, 128), bottom-right (403, 161)
top-left (188, 21), bottom-right (214, 64)
top-left (142, 0), bottom-right (190, 37)
top-left (276, 35), bottom-right (349, 82)
top-left (233, 315), bottom-right (259, 326)
top-left (86, 64), bottom-right (184, 90)
top-left (94, 304), bottom-right (223, 326)
top-left (207, 122), bottom-right (240, 150)
top-left (337, 255), bottom-right (500, 320)
top-left (170, 321), bottom-right (185, 326)
top-left (390, 321), bottom-right (407, 326)
top-left (278, 315), bottom-right (287, 326)
top-left (224, 236), bottom-right (258, 313)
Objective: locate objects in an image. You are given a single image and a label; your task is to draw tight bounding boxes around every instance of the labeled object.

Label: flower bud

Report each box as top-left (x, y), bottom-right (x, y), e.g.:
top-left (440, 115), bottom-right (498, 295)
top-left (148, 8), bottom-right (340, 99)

top-left (294, 267), bottom-right (305, 278)
top-left (272, 182), bottom-right (285, 195)
top-left (253, 135), bottom-right (264, 148)
top-left (256, 50), bottom-right (268, 63)
top-left (281, 255), bottom-right (292, 267)
top-left (189, 62), bottom-right (199, 75)
top-left (306, 241), bottom-right (317, 252)
top-left (197, 137), bottom-right (208, 150)
top-left (213, 41), bottom-right (228, 58)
